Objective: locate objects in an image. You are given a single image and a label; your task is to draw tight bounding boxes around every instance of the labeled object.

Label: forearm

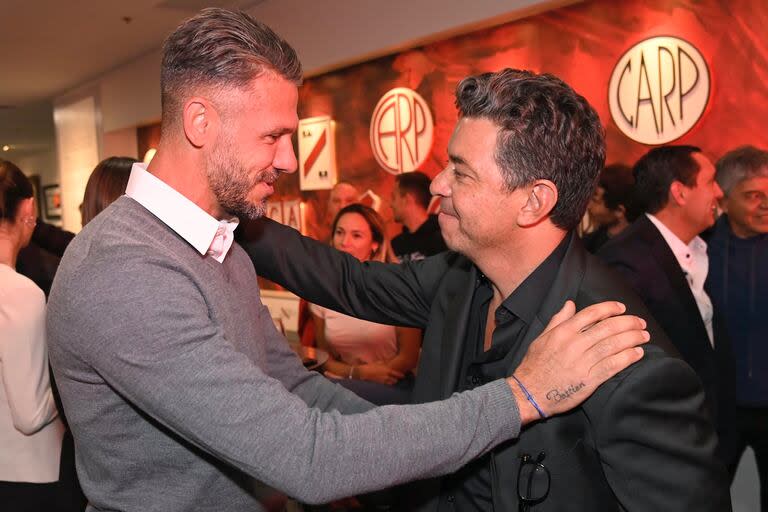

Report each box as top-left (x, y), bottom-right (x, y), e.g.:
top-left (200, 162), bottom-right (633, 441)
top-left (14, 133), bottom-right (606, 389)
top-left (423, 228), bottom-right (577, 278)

top-left (386, 327), bottom-right (421, 374)
top-left (258, 379), bottom-right (521, 504)
top-left (322, 356), bottom-right (355, 379)
top-left (242, 218), bottom-right (434, 327)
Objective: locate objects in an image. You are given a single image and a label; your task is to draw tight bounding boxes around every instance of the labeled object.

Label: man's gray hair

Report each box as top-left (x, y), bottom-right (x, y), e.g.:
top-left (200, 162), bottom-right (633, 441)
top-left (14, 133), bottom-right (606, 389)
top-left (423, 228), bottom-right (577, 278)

top-left (160, 8), bottom-right (302, 129)
top-left (716, 145), bottom-right (768, 195)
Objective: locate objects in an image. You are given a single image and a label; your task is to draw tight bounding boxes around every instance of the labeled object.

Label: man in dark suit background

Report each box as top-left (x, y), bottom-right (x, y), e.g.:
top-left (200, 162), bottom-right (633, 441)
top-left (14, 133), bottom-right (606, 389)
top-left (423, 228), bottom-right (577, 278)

top-left (598, 146), bottom-right (736, 458)
top-left (247, 70), bottom-right (729, 510)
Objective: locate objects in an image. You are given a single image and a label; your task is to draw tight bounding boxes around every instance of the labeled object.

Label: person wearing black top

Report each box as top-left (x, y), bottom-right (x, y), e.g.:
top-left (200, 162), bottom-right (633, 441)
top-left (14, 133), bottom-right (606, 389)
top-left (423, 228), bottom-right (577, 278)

top-left (246, 69), bottom-right (728, 511)
top-left (390, 172), bottom-right (446, 262)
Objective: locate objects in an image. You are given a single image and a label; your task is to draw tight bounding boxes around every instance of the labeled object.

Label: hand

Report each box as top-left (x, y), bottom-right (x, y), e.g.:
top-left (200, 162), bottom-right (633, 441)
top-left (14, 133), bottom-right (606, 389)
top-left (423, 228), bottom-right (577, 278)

top-left (508, 300), bottom-right (648, 425)
top-left (357, 362), bottom-right (405, 385)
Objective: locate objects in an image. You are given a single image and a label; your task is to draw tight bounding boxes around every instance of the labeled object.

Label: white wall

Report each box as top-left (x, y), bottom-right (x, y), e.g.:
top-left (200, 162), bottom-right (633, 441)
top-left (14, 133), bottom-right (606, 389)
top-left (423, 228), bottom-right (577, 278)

top-left (102, 126), bottom-right (139, 160)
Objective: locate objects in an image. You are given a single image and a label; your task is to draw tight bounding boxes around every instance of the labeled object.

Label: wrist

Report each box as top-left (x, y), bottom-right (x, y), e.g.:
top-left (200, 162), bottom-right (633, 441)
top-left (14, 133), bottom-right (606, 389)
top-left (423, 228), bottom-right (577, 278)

top-left (507, 376), bottom-right (542, 426)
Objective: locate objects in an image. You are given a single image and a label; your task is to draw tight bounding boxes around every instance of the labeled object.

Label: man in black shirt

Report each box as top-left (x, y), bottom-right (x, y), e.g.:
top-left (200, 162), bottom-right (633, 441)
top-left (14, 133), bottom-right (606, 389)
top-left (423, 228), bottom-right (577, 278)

top-left (246, 69), bottom-right (728, 510)
top-left (391, 172), bottom-right (446, 261)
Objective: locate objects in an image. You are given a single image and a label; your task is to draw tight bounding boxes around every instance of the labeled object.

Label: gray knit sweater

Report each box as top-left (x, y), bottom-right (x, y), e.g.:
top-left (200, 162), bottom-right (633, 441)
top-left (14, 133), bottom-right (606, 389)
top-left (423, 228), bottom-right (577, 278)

top-left (47, 196), bottom-right (520, 511)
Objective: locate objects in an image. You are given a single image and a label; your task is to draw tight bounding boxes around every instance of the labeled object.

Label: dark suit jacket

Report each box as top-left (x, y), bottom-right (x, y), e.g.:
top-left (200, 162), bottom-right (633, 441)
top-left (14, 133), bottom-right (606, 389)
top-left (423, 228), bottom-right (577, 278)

top-left (245, 218), bottom-right (730, 511)
top-left (598, 215), bottom-right (736, 456)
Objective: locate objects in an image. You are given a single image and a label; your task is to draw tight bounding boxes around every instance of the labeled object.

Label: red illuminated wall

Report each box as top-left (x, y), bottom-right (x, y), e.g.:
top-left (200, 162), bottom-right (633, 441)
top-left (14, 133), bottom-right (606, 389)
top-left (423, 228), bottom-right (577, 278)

top-left (277, 0), bottom-right (766, 238)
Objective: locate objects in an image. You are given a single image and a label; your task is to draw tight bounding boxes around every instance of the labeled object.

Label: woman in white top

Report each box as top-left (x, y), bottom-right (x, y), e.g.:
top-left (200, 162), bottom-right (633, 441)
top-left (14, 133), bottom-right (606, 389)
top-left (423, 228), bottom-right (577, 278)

top-left (311, 204), bottom-right (421, 404)
top-left (0, 159), bottom-right (65, 510)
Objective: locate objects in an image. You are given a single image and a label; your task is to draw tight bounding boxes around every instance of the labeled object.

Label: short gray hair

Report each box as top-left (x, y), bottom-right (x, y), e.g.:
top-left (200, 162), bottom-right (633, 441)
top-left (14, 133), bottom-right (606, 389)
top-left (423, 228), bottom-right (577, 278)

top-left (161, 8), bottom-right (302, 129)
top-left (716, 146), bottom-right (768, 196)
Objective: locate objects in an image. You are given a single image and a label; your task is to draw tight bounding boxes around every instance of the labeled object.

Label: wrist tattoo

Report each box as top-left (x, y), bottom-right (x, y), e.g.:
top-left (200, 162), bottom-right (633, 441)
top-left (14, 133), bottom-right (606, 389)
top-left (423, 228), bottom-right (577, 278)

top-left (546, 382), bottom-right (586, 403)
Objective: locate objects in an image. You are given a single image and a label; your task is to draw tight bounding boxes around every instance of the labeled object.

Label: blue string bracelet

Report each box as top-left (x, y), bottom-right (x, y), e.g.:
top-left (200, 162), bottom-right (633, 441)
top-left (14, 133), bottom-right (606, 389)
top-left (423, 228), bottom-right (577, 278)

top-left (511, 374), bottom-right (548, 419)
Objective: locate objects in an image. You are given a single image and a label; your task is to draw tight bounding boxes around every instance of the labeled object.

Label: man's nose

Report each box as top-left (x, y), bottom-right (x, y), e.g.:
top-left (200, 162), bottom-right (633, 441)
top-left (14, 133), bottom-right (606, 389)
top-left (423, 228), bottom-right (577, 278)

top-left (275, 137), bottom-right (297, 174)
top-left (430, 168), bottom-right (449, 196)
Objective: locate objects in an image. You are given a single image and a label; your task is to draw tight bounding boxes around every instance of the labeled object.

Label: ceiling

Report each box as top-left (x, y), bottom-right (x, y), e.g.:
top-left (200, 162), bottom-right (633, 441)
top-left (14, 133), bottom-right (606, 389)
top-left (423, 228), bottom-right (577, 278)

top-left (0, 0), bottom-right (268, 108)
top-left (0, 0), bottom-right (569, 157)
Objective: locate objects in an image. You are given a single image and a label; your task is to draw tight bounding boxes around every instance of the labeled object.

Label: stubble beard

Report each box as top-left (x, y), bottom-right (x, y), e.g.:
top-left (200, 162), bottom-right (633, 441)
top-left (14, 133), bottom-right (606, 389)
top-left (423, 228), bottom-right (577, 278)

top-left (206, 137), bottom-right (277, 220)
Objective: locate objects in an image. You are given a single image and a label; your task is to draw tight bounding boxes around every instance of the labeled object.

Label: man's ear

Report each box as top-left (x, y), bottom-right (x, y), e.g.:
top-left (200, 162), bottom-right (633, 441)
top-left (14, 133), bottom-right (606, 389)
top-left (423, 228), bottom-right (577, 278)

top-left (669, 181), bottom-right (687, 207)
top-left (18, 197), bottom-right (35, 219)
top-left (518, 180), bottom-right (558, 227)
top-left (182, 97), bottom-right (219, 148)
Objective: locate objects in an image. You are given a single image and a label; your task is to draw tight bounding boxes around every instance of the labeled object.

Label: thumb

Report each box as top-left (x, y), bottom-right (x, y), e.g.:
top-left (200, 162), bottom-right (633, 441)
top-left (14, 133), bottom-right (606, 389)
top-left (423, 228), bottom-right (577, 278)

top-left (542, 300), bottom-right (576, 334)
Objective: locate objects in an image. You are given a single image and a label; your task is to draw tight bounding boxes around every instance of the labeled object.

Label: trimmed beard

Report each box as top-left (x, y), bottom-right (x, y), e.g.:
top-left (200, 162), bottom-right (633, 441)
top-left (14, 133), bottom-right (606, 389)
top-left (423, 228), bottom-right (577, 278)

top-left (205, 134), bottom-right (277, 220)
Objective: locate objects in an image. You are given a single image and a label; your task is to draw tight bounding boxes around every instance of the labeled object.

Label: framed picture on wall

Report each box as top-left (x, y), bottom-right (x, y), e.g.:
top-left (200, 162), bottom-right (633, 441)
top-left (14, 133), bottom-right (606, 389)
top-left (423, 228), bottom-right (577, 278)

top-left (43, 184), bottom-right (62, 220)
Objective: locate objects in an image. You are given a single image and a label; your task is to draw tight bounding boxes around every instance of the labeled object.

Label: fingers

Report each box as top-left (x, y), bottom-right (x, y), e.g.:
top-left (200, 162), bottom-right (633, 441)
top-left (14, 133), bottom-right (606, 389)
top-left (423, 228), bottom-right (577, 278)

top-left (510, 300), bottom-right (652, 425)
top-left (541, 300), bottom-right (575, 334)
top-left (577, 314), bottom-right (647, 352)
top-left (564, 301), bottom-right (627, 334)
top-left (582, 327), bottom-right (648, 372)
top-left (589, 346), bottom-right (645, 383)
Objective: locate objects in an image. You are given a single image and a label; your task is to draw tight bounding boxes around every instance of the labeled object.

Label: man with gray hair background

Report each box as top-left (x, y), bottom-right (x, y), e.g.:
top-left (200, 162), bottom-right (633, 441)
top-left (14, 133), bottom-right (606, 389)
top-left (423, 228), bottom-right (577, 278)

top-left (706, 145), bottom-right (768, 510)
top-left (45, 8), bottom-right (648, 512)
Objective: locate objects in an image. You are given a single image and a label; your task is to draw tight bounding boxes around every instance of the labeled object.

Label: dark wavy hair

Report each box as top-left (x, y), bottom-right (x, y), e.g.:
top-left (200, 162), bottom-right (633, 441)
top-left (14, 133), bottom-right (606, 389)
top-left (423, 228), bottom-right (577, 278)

top-left (455, 69), bottom-right (606, 230)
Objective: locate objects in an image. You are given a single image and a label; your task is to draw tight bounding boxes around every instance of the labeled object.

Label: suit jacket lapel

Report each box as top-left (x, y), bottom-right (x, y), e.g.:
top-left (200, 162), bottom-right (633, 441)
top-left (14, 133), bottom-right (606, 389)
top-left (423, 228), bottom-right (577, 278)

top-left (439, 265), bottom-right (479, 398)
top-left (638, 216), bottom-right (711, 343)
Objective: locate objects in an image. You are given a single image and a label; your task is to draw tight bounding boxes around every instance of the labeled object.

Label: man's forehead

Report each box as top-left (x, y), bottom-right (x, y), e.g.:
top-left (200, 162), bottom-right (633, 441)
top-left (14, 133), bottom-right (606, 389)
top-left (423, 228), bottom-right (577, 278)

top-left (736, 175), bottom-right (768, 190)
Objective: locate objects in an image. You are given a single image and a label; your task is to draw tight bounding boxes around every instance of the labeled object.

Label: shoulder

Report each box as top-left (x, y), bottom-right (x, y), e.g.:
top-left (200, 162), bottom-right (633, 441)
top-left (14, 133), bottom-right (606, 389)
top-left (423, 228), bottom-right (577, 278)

top-left (579, 256), bottom-right (680, 356)
top-left (584, 341), bottom-right (703, 424)
top-left (597, 219), bottom-right (653, 260)
top-left (0, 266), bottom-right (45, 317)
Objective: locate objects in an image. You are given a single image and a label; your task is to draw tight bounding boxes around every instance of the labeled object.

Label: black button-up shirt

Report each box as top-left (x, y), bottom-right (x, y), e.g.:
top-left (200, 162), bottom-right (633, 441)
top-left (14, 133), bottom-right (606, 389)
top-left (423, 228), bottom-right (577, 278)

top-left (440, 235), bottom-right (569, 511)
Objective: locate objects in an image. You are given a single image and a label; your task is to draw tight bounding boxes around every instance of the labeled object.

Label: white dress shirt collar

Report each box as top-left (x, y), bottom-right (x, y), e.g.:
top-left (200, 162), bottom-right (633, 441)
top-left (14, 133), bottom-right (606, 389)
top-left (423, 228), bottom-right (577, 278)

top-left (125, 163), bottom-right (239, 263)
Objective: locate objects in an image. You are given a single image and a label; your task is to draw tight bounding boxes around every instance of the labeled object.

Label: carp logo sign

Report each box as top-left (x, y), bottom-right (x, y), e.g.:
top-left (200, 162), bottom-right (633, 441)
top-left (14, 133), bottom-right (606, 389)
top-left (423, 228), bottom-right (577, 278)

top-left (370, 87), bottom-right (434, 174)
top-left (609, 36), bottom-right (710, 145)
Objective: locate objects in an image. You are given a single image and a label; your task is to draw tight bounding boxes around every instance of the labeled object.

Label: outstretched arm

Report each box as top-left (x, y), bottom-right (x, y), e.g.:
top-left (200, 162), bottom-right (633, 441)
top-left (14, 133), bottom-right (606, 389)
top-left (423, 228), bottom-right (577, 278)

top-left (242, 218), bottom-right (447, 328)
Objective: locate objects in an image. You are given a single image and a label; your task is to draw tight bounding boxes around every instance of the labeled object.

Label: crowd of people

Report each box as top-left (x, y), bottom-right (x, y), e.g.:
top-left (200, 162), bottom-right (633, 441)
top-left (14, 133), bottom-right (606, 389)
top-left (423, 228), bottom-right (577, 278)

top-left (0, 6), bottom-right (766, 512)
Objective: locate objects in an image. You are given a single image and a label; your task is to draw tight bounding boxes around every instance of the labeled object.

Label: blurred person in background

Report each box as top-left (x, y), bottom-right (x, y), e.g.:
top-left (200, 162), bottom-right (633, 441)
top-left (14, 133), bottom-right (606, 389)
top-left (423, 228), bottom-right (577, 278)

top-left (0, 159), bottom-right (66, 511)
top-left (80, 157), bottom-right (138, 226)
top-left (16, 156), bottom-right (136, 298)
top-left (311, 203), bottom-right (421, 405)
top-left (304, 181), bottom-right (360, 244)
top-left (706, 145), bottom-right (768, 509)
top-left (598, 145), bottom-right (736, 460)
top-left (390, 171), bottom-right (446, 262)
top-left (582, 163), bottom-right (634, 252)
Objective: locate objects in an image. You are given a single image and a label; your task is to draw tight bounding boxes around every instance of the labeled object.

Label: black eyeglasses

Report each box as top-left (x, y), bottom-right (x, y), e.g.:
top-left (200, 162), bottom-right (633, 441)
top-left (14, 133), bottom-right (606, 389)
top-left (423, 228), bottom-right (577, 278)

top-left (518, 451), bottom-right (550, 512)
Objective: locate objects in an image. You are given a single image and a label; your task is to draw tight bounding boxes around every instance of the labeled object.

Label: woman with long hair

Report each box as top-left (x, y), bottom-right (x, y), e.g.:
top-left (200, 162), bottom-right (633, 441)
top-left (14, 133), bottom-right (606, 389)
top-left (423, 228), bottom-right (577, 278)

top-left (310, 204), bottom-right (421, 405)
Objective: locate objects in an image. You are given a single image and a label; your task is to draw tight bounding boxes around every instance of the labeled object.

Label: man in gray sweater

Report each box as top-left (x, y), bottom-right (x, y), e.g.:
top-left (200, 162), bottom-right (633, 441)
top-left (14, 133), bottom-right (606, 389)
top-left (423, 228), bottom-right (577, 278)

top-left (46, 9), bottom-right (648, 511)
